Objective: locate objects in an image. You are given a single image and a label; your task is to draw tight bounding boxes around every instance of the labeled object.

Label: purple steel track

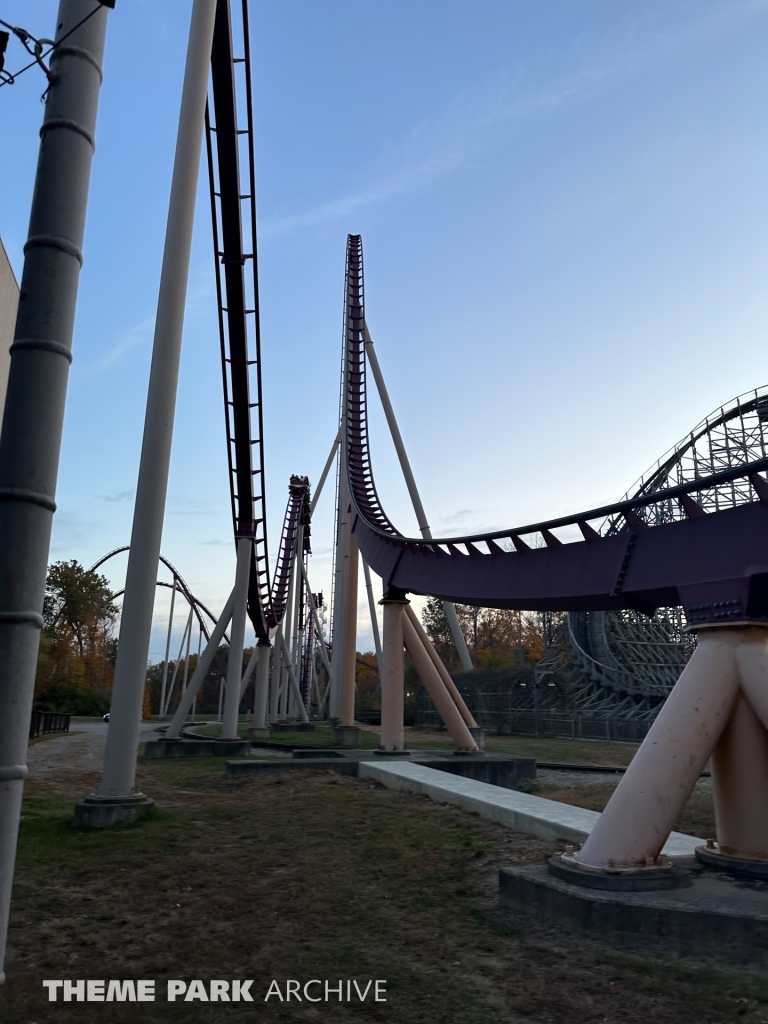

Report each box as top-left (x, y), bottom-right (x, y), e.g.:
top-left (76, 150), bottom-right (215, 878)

top-left (344, 235), bottom-right (768, 626)
top-left (207, 0), bottom-right (307, 638)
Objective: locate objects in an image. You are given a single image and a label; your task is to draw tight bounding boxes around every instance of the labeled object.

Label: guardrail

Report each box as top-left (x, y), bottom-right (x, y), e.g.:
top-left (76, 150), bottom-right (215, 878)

top-left (29, 712), bottom-right (71, 739)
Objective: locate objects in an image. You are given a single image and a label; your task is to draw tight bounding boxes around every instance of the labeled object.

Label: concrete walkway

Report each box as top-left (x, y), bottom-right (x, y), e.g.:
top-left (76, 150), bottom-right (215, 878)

top-left (358, 760), bottom-right (703, 858)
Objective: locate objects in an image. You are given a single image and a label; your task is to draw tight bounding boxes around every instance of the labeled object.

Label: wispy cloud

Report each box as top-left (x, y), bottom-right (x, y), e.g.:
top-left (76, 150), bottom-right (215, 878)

top-left (260, 0), bottom-right (768, 242)
top-left (435, 508), bottom-right (475, 528)
top-left (100, 489), bottom-right (134, 503)
top-left (98, 314), bottom-right (155, 369)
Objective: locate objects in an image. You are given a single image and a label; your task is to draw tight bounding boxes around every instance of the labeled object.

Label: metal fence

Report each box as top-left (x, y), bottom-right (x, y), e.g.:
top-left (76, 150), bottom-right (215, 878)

top-left (417, 695), bottom-right (651, 743)
top-left (29, 712), bottom-right (71, 739)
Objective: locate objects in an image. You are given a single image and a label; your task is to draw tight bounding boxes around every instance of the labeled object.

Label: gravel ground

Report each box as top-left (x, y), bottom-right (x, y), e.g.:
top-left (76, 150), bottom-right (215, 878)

top-left (26, 721), bottom-right (162, 780)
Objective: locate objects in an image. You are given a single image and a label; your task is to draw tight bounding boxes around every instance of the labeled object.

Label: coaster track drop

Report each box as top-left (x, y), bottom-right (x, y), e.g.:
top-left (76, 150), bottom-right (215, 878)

top-left (206, 0), bottom-right (307, 640)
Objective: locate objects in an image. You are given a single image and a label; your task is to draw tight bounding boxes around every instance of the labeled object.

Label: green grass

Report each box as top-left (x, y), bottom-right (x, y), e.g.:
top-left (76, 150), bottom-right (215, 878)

top-left (189, 721), bottom-right (640, 765)
top-left (407, 730), bottom-right (640, 767)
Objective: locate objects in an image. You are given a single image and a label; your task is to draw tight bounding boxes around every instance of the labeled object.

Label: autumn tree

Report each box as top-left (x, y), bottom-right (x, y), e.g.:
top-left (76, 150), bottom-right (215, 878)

top-left (34, 560), bottom-right (118, 714)
top-left (421, 597), bottom-right (563, 671)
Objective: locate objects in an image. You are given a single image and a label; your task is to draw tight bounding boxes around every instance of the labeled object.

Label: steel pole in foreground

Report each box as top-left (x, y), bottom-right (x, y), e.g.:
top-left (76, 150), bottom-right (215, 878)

top-left (0, 0), bottom-right (111, 982)
top-left (364, 324), bottom-right (473, 672)
top-left (76, 0), bottom-right (217, 825)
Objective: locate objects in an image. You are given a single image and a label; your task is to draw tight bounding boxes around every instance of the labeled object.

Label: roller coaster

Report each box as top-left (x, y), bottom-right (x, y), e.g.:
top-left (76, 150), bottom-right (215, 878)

top-left (95, 2), bottom-right (768, 736)
top-left (6, 2), bottom-right (768, 978)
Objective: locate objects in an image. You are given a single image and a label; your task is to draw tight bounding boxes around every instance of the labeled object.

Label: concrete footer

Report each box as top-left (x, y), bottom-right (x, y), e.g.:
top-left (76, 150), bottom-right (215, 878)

top-left (499, 862), bottom-right (768, 965)
top-left (74, 794), bottom-right (155, 828)
top-left (144, 739), bottom-right (251, 758)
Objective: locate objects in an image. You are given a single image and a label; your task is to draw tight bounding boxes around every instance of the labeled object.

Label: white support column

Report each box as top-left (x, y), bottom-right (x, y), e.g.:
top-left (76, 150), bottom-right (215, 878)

top-left (221, 537), bottom-right (252, 738)
top-left (329, 470), bottom-right (351, 719)
top-left (159, 582), bottom-right (177, 719)
top-left (162, 604), bottom-right (193, 716)
top-left (190, 625), bottom-right (202, 723)
top-left (339, 535), bottom-right (359, 727)
top-left (362, 559), bottom-right (383, 665)
top-left (279, 632), bottom-right (310, 723)
top-left (298, 560), bottom-right (334, 683)
top-left (575, 629), bottom-right (741, 870)
top-left (251, 639), bottom-right (272, 735)
top-left (379, 599), bottom-right (407, 752)
top-left (85, 0), bottom-right (218, 808)
top-left (180, 606), bottom-right (193, 714)
top-left (404, 604), bottom-right (478, 729)
top-left (403, 615), bottom-right (477, 751)
top-left (310, 427), bottom-right (341, 514)
top-left (164, 588), bottom-right (236, 739)
top-left (290, 528), bottom-right (305, 693)
top-left (238, 643), bottom-right (259, 702)
top-left (269, 625), bottom-right (283, 725)
top-left (364, 323), bottom-right (473, 672)
top-left (711, 691), bottom-right (768, 859)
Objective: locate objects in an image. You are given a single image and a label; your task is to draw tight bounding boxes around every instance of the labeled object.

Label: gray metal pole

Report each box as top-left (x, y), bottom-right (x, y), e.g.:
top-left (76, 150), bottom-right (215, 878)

top-left (221, 537), bottom-right (252, 738)
top-left (363, 323), bottom-right (474, 672)
top-left (81, 0), bottom-right (217, 816)
top-left (0, 0), bottom-right (110, 983)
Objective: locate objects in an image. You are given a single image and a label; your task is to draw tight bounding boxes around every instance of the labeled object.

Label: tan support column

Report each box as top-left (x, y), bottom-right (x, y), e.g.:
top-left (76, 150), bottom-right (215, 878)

top-left (575, 629), bottom-right (740, 869)
top-left (403, 615), bottom-right (478, 751)
top-left (338, 535), bottom-right (359, 727)
top-left (734, 627), bottom-right (768, 729)
top-left (404, 604), bottom-right (478, 729)
top-left (379, 598), bottom-right (407, 752)
top-left (711, 691), bottom-right (768, 859)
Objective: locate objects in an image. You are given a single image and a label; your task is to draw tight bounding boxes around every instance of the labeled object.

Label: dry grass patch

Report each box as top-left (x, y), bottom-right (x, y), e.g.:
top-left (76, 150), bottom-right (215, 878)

top-left (0, 761), bottom-right (762, 1023)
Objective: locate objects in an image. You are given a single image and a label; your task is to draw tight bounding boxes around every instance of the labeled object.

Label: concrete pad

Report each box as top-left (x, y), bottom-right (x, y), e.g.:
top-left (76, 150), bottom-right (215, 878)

top-left (358, 761), bottom-right (703, 857)
top-left (144, 739), bottom-right (251, 758)
top-left (226, 758), bottom-right (358, 778)
top-left (500, 863), bottom-right (768, 965)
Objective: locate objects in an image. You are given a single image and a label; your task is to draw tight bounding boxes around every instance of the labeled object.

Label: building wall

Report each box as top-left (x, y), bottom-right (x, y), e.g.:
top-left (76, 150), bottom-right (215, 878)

top-left (0, 238), bottom-right (19, 420)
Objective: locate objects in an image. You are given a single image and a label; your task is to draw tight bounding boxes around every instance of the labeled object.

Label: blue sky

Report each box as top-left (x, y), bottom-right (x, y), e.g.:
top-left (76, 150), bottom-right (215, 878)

top-left (2, 0), bottom-right (767, 660)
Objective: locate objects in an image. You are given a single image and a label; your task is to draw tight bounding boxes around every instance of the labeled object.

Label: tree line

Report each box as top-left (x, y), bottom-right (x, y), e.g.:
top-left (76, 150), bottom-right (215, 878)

top-left (32, 561), bottom-right (564, 717)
